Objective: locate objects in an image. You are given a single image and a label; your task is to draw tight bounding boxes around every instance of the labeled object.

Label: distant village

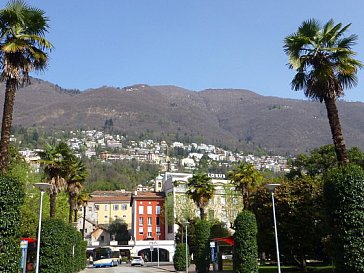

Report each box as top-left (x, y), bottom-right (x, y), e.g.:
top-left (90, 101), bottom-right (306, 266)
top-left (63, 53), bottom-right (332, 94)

top-left (13, 129), bottom-right (291, 174)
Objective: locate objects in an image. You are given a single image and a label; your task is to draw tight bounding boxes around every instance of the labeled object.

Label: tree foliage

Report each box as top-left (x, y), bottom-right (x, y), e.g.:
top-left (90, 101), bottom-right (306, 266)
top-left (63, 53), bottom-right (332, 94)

top-left (0, 175), bottom-right (24, 272)
top-left (108, 219), bottom-right (131, 244)
top-left (233, 211), bottom-right (258, 273)
top-left (173, 243), bottom-right (190, 271)
top-left (252, 177), bottom-right (328, 270)
top-left (324, 164), bottom-right (364, 273)
top-left (186, 172), bottom-right (214, 220)
top-left (284, 19), bottom-right (363, 165)
top-left (287, 144), bottom-right (364, 179)
top-left (0, 0), bottom-right (53, 172)
top-left (194, 220), bottom-right (211, 273)
top-left (228, 162), bottom-right (263, 210)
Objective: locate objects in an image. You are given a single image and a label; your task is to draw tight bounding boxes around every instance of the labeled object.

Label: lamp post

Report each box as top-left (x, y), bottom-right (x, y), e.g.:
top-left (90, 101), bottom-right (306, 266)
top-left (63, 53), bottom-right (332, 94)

top-left (34, 183), bottom-right (51, 273)
top-left (184, 221), bottom-right (190, 273)
top-left (266, 183), bottom-right (281, 273)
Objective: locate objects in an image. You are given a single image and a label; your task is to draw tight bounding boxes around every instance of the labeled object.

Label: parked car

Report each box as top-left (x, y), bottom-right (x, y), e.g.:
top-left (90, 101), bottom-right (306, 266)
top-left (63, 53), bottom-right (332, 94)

top-left (131, 256), bottom-right (145, 266)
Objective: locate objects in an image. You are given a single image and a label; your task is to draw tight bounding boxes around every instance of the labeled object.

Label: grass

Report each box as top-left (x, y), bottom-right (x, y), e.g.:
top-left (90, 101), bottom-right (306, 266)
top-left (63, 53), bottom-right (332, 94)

top-left (222, 260), bottom-right (333, 273)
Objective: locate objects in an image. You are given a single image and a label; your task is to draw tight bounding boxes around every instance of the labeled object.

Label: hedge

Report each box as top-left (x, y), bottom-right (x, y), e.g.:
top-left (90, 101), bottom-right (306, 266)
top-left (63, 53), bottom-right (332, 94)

top-left (0, 175), bottom-right (25, 272)
top-left (174, 243), bottom-right (190, 271)
top-left (233, 210), bottom-right (258, 273)
top-left (40, 218), bottom-right (86, 273)
top-left (324, 164), bottom-right (364, 273)
top-left (194, 220), bottom-right (211, 273)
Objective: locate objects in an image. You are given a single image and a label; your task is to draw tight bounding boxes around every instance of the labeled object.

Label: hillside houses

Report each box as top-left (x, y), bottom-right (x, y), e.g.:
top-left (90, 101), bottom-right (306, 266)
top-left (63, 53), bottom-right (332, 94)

top-left (16, 129), bottom-right (290, 173)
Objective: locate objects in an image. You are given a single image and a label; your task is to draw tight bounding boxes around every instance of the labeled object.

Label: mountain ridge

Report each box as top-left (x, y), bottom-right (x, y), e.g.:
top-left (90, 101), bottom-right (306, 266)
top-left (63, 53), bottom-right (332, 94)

top-left (1, 78), bottom-right (364, 155)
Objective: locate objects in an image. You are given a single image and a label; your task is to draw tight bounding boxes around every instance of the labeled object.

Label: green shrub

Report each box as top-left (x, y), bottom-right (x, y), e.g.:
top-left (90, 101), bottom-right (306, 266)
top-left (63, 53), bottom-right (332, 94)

top-left (174, 243), bottom-right (190, 271)
top-left (41, 218), bottom-right (86, 273)
top-left (233, 210), bottom-right (258, 273)
top-left (0, 175), bottom-right (25, 272)
top-left (324, 164), bottom-right (364, 273)
top-left (194, 220), bottom-right (211, 273)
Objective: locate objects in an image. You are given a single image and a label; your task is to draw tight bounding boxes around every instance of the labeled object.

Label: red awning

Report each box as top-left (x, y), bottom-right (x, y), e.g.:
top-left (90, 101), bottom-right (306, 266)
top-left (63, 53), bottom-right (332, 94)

top-left (211, 236), bottom-right (234, 246)
top-left (21, 238), bottom-right (36, 243)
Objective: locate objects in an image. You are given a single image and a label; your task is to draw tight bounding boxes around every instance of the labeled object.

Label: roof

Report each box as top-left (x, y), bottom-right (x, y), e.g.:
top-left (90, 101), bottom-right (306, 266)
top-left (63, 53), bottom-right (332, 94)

top-left (90, 195), bottom-right (131, 203)
top-left (130, 191), bottom-right (165, 205)
top-left (91, 190), bottom-right (131, 197)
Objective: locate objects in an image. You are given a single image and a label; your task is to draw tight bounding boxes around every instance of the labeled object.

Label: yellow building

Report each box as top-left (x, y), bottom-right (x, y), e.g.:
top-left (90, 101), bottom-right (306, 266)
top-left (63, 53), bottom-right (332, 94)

top-left (89, 191), bottom-right (132, 229)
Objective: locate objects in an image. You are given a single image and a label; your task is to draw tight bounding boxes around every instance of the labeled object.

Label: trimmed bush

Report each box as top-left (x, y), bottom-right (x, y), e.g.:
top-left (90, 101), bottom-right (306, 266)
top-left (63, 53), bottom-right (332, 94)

top-left (194, 220), bottom-right (211, 273)
top-left (233, 210), bottom-right (258, 273)
top-left (174, 243), bottom-right (190, 271)
top-left (324, 164), bottom-right (364, 273)
top-left (0, 175), bottom-right (25, 272)
top-left (41, 218), bottom-right (86, 273)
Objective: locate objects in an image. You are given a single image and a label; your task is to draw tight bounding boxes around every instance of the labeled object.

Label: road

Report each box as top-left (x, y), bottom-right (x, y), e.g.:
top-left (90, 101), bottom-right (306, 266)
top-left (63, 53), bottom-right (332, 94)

top-left (81, 263), bottom-right (174, 273)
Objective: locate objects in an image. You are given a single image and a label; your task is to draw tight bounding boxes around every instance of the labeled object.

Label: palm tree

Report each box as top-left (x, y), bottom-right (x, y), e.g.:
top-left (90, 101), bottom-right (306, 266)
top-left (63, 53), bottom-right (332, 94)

top-left (186, 172), bottom-right (214, 220)
top-left (228, 162), bottom-right (263, 210)
top-left (0, 0), bottom-right (53, 173)
top-left (38, 142), bottom-right (72, 218)
top-left (284, 19), bottom-right (363, 165)
top-left (77, 191), bottom-right (90, 239)
top-left (65, 156), bottom-right (87, 223)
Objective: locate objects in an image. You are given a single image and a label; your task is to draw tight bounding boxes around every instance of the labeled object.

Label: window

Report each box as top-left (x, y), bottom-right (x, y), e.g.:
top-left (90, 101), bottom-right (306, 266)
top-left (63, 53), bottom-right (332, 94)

top-left (147, 217), bottom-right (152, 226)
top-left (139, 227), bottom-right (143, 235)
top-left (113, 204), bottom-right (119, 210)
top-left (139, 206), bottom-right (144, 214)
top-left (114, 215), bottom-right (118, 220)
top-left (121, 204), bottom-right (127, 210)
top-left (104, 205), bottom-right (108, 211)
top-left (88, 206), bottom-right (93, 212)
top-left (95, 205), bottom-right (99, 211)
top-left (147, 206), bottom-right (152, 214)
top-left (156, 206), bottom-right (161, 214)
top-left (156, 217), bottom-right (160, 226)
top-left (156, 226), bottom-right (160, 235)
top-left (101, 236), bottom-right (104, 242)
top-left (122, 215), bottom-right (126, 218)
top-left (147, 227), bottom-right (152, 237)
top-left (104, 216), bottom-right (108, 219)
top-left (139, 217), bottom-right (144, 225)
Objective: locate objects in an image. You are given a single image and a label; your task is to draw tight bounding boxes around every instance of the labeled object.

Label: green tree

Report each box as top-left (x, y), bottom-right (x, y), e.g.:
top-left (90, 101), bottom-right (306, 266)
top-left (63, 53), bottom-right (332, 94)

top-left (38, 142), bottom-right (73, 218)
top-left (284, 19), bottom-right (363, 165)
top-left (108, 218), bottom-right (131, 244)
top-left (233, 211), bottom-right (258, 273)
top-left (64, 156), bottom-right (87, 223)
top-left (186, 172), bottom-right (214, 220)
top-left (0, 0), bottom-right (53, 172)
top-left (194, 220), bottom-right (211, 273)
top-left (324, 164), bottom-right (364, 273)
top-left (252, 177), bottom-right (327, 271)
top-left (288, 145), bottom-right (364, 179)
top-left (228, 162), bottom-right (263, 210)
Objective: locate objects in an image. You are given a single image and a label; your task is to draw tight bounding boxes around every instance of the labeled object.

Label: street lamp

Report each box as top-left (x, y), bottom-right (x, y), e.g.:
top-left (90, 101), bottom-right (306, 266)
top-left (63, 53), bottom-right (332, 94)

top-left (184, 221), bottom-right (190, 273)
top-left (34, 183), bottom-right (51, 273)
top-left (265, 183), bottom-right (281, 273)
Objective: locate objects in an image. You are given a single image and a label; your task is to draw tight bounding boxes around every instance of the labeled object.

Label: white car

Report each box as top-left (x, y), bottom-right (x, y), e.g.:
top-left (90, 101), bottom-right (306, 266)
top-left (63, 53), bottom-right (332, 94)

top-left (131, 256), bottom-right (145, 266)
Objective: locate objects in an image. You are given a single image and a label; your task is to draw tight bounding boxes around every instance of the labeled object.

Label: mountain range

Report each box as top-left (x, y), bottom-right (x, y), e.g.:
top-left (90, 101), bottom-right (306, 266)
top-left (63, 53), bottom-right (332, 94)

top-left (1, 78), bottom-right (364, 155)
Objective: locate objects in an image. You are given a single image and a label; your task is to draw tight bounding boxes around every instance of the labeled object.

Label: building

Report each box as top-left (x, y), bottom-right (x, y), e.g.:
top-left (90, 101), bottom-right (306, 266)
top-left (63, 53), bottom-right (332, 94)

top-left (130, 191), bottom-right (175, 261)
top-left (162, 172), bottom-right (243, 240)
top-left (88, 191), bottom-right (132, 228)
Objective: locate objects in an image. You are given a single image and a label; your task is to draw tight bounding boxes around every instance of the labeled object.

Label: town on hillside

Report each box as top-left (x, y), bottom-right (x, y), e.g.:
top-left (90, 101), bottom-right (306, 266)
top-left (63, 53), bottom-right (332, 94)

top-left (13, 129), bottom-right (290, 174)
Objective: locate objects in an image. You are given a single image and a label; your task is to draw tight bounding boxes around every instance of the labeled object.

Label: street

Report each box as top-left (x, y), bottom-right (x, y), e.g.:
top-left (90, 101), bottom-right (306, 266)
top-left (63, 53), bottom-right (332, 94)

top-left (81, 263), bottom-right (175, 273)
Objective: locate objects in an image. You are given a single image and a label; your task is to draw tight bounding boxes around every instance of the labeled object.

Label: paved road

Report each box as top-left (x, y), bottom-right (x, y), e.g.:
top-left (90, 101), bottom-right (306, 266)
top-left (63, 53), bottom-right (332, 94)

top-left (81, 264), bottom-right (174, 273)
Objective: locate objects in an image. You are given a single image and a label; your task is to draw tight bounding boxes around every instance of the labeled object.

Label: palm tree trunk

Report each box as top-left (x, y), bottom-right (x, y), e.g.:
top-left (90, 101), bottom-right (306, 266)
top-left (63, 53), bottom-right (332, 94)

top-left (68, 196), bottom-right (74, 223)
top-left (0, 78), bottom-right (17, 173)
top-left (50, 192), bottom-right (57, 218)
top-left (324, 97), bottom-right (349, 165)
top-left (82, 205), bottom-right (86, 239)
top-left (200, 207), bottom-right (205, 220)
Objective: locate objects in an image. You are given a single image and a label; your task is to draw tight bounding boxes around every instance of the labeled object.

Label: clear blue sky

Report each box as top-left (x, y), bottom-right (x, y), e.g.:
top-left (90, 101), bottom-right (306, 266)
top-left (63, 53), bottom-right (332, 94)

top-left (23, 0), bottom-right (364, 101)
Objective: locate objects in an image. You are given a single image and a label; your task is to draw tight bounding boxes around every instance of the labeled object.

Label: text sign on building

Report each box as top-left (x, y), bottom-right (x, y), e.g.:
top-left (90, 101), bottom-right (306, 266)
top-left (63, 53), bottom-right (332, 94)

top-left (208, 173), bottom-right (226, 179)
